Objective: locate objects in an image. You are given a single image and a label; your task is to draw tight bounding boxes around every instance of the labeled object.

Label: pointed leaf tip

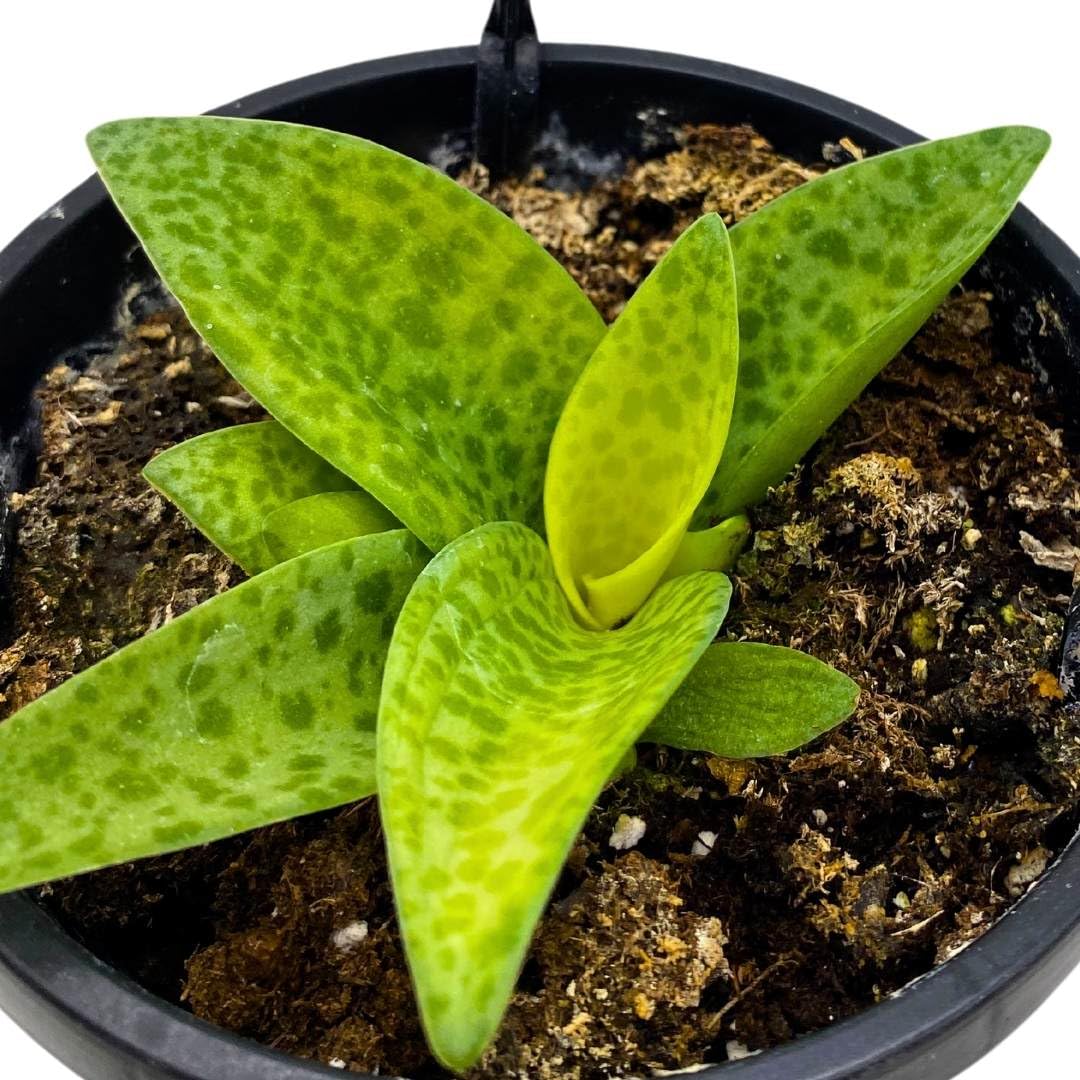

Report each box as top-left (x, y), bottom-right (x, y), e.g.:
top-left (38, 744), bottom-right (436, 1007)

top-left (378, 522), bottom-right (731, 1069)
top-left (696, 125), bottom-right (1050, 524)
top-left (86, 119), bottom-right (120, 156)
top-left (90, 116), bottom-right (605, 552)
top-left (645, 641), bottom-right (859, 758)
top-left (143, 421), bottom-right (359, 574)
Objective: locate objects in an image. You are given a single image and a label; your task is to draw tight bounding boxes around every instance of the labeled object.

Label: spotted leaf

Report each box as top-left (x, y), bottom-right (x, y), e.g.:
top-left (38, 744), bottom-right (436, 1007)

top-left (0, 531), bottom-right (428, 894)
top-left (644, 642), bottom-right (859, 757)
top-left (90, 118), bottom-right (606, 552)
top-left (545, 215), bottom-right (738, 628)
top-left (378, 522), bottom-right (731, 1069)
top-left (696, 126), bottom-right (1050, 524)
top-left (144, 420), bottom-right (359, 573)
top-left (262, 490), bottom-right (402, 565)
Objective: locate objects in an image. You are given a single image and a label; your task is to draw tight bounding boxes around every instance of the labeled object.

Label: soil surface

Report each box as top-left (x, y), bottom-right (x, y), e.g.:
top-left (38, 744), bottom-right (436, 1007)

top-left (3, 123), bottom-right (1080, 1078)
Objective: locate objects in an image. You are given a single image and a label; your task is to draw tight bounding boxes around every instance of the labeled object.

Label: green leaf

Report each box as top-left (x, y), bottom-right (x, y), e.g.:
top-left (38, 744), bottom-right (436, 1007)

top-left (0, 531), bottom-right (428, 895)
top-left (144, 420), bottom-right (358, 573)
top-left (660, 514), bottom-right (751, 583)
top-left (90, 117), bottom-right (606, 552)
top-left (378, 522), bottom-right (731, 1070)
top-left (644, 642), bottom-right (859, 757)
top-left (695, 126), bottom-right (1050, 524)
top-left (545, 214), bottom-right (738, 628)
top-left (262, 491), bottom-right (402, 565)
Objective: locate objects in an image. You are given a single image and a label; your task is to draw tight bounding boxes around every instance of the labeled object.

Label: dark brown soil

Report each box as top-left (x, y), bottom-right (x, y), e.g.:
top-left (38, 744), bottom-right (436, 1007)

top-left (3, 123), bottom-right (1079, 1079)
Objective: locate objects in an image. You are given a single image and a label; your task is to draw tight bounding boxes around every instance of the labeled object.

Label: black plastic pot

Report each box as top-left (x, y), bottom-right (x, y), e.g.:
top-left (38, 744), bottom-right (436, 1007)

top-left (2, 36), bottom-right (1080, 1080)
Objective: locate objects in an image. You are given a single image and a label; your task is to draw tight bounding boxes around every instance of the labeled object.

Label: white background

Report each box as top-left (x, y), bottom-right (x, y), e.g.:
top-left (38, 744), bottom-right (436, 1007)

top-left (1, 1), bottom-right (1077, 1077)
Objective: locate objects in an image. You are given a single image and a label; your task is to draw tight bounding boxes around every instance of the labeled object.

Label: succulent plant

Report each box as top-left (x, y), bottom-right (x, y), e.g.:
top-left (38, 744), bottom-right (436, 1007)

top-left (0, 116), bottom-right (1048, 1069)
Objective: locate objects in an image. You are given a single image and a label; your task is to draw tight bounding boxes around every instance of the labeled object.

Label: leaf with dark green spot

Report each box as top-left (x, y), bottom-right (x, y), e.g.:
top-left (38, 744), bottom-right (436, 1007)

top-left (643, 642), bottom-right (860, 757)
top-left (545, 215), bottom-right (738, 628)
top-left (695, 126), bottom-right (1050, 524)
top-left (262, 491), bottom-right (402, 565)
top-left (0, 531), bottom-right (428, 895)
top-left (144, 420), bottom-right (358, 573)
top-left (90, 117), bottom-right (606, 552)
top-left (378, 522), bottom-right (731, 1069)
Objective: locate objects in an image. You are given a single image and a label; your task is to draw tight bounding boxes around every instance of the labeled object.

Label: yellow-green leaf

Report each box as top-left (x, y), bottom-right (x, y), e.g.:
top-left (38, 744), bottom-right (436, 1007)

top-left (378, 522), bottom-right (730, 1069)
top-left (545, 215), bottom-right (738, 628)
top-left (262, 491), bottom-right (402, 565)
top-left (144, 421), bottom-right (358, 573)
top-left (644, 642), bottom-right (859, 757)
top-left (660, 514), bottom-right (751, 582)
top-left (0, 531), bottom-right (428, 894)
top-left (696, 126), bottom-right (1050, 524)
top-left (90, 117), bottom-right (606, 552)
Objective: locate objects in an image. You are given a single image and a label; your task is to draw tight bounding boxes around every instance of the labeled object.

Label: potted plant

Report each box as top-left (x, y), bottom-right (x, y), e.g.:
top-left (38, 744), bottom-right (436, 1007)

top-left (2, 4), bottom-right (1080, 1075)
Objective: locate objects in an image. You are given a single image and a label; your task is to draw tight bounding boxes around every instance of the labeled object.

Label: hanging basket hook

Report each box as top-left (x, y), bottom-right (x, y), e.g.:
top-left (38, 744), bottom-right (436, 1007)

top-left (474, 0), bottom-right (541, 179)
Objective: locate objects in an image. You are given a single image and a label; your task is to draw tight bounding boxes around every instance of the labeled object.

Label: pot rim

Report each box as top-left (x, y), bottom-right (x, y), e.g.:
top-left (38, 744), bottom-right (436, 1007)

top-left (1, 42), bottom-right (1079, 1080)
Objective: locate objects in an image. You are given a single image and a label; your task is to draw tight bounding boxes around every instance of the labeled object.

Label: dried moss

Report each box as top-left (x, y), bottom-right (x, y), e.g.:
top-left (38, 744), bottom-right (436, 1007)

top-left (0, 310), bottom-right (253, 715)
top-left (481, 852), bottom-right (730, 1079)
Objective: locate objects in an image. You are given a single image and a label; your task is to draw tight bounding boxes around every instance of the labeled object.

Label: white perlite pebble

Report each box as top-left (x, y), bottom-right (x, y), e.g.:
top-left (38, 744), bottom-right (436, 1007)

top-left (608, 814), bottom-right (647, 850)
top-left (726, 1041), bottom-right (758, 1061)
top-left (332, 920), bottom-right (369, 952)
top-left (691, 830), bottom-right (718, 858)
top-left (328, 1059), bottom-right (347, 1070)
top-left (961, 527), bottom-right (983, 551)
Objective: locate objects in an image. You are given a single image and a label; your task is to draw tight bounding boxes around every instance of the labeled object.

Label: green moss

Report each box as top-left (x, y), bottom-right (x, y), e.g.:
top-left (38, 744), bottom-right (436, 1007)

top-left (907, 607), bottom-right (939, 654)
top-left (999, 602), bottom-right (1021, 627)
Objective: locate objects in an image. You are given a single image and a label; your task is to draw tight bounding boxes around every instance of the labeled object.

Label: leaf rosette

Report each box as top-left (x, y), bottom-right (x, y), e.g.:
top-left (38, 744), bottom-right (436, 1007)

top-left (0, 115), bottom-right (1049, 1070)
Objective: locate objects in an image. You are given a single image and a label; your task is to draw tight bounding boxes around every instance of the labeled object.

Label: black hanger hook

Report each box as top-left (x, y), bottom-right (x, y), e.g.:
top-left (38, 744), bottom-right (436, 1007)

top-left (474, 0), bottom-right (541, 179)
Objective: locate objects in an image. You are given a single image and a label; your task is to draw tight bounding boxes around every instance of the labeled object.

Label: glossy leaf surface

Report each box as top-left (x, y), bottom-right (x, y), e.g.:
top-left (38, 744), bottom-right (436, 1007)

top-left (91, 117), bottom-right (606, 552)
top-left (545, 215), bottom-right (738, 628)
top-left (144, 420), bottom-right (358, 573)
top-left (378, 522), bottom-right (731, 1069)
top-left (0, 531), bottom-right (428, 894)
top-left (644, 642), bottom-right (859, 757)
top-left (262, 491), bottom-right (402, 565)
top-left (696, 126), bottom-right (1050, 524)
